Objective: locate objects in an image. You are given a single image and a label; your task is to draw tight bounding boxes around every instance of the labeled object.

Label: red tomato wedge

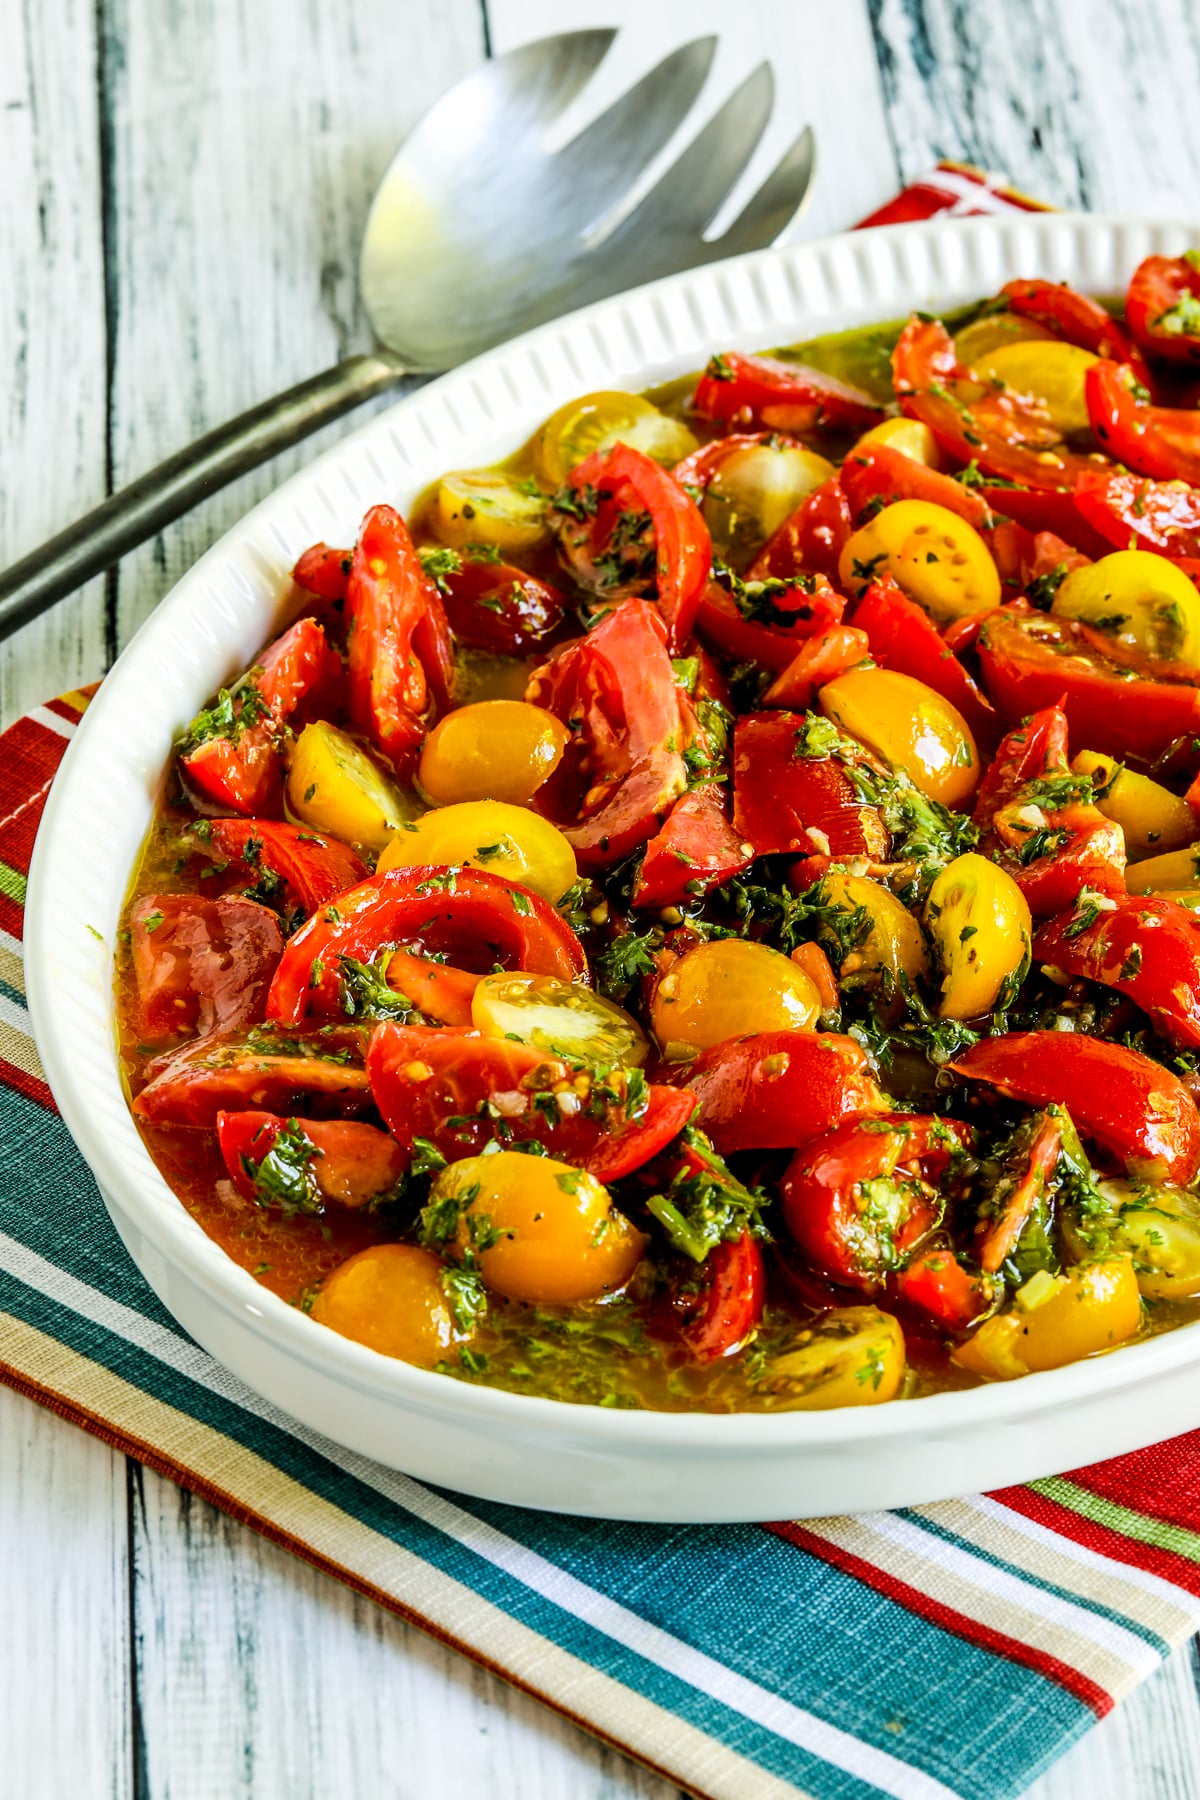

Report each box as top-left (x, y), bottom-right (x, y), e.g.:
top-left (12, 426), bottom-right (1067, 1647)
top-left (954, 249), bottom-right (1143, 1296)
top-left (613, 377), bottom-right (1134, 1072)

top-left (652, 1230), bottom-right (766, 1364)
top-left (179, 617), bottom-right (342, 816)
top-left (685, 1030), bottom-right (885, 1156)
top-left (345, 503), bottom-right (453, 773)
top-left (892, 316), bottom-right (1107, 493)
top-left (975, 605), bottom-right (1200, 764)
top-left (292, 542), bottom-right (351, 604)
top-left (1126, 255), bottom-right (1200, 367)
top-left (552, 441), bottom-right (711, 651)
top-left (950, 1031), bottom-right (1200, 1186)
top-left (732, 711), bottom-right (888, 861)
top-left (129, 895), bottom-right (282, 1044)
top-left (631, 786), bottom-right (753, 910)
top-left (976, 484), bottom-right (1111, 561)
top-left (207, 819), bottom-right (368, 917)
top-left (365, 1023), bottom-right (692, 1176)
top-left (1075, 467), bottom-right (1200, 561)
top-left (749, 475), bottom-right (854, 584)
top-left (1085, 360), bottom-right (1200, 485)
top-left (782, 1113), bottom-right (968, 1292)
top-left (761, 625), bottom-right (872, 711)
top-left (850, 575), bottom-right (996, 744)
top-left (1035, 896), bottom-right (1200, 1049)
top-left (435, 555), bottom-right (568, 656)
top-left (132, 1029), bottom-right (371, 1127)
top-left (895, 1246), bottom-right (995, 1334)
top-left (266, 865), bottom-right (586, 1027)
top-left (1002, 277), bottom-right (1150, 380)
top-left (695, 574), bottom-right (845, 672)
top-left (692, 351), bottom-right (883, 435)
top-left (216, 1111), bottom-right (408, 1209)
top-left (839, 443), bottom-right (989, 529)
top-left (527, 598), bottom-right (687, 868)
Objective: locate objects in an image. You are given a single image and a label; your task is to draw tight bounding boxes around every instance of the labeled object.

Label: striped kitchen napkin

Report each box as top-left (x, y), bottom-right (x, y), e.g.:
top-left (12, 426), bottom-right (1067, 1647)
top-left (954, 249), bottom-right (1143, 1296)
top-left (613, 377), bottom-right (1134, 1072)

top-left (5, 173), bottom-right (1197, 1800)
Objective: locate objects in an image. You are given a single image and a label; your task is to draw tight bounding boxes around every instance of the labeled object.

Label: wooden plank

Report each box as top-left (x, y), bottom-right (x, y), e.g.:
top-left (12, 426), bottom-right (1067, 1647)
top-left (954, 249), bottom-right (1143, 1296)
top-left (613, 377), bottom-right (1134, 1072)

top-left (131, 1465), bottom-right (683, 1800)
top-left (1025, 1643), bottom-right (1200, 1800)
top-left (0, 0), bottom-right (109, 729)
top-left (868, 0), bottom-right (1200, 208)
top-left (0, 1386), bottom-right (130, 1800)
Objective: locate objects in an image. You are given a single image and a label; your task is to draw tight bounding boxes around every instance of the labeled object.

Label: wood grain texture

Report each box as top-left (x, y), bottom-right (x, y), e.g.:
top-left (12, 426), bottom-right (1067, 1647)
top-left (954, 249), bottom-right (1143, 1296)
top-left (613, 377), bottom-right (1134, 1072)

top-left (6, 0), bottom-right (1200, 1796)
top-left (0, 1386), bottom-right (130, 1800)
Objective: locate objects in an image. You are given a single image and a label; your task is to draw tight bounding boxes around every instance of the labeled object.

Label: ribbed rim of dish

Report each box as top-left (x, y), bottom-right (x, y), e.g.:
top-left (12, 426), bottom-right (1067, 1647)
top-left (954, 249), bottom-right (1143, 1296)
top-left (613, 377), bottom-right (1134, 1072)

top-left (27, 210), bottom-right (1200, 1451)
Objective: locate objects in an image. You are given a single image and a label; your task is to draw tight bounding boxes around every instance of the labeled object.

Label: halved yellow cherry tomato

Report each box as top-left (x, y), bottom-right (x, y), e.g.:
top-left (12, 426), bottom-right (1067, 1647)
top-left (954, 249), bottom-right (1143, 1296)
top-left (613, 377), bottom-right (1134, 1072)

top-left (1072, 749), bottom-right (1199, 863)
top-left (471, 971), bottom-right (648, 1066)
top-left (753, 1307), bottom-right (906, 1409)
top-left (432, 1151), bottom-right (645, 1304)
top-left (820, 666), bottom-right (980, 807)
top-left (954, 1257), bottom-right (1140, 1378)
top-left (924, 852), bottom-right (1031, 1021)
top-left (970, 341), bottom-right (1099, 437)
top-left (703, 440), bottom-right (835, 561)
top-left (1089, 1183), bottom-right (1200, 1301)
top-left (1053, 550), bottom-right (1200, 664)
top-left (650, 939), bottom-right (820, 1057)
top-left (418, 699), bottom-right (569, 806)
top-left (377, 798), bottom-right (576, 903)
top-left (1124, 844), bottom-right (1200, 896)
top-left (851, 417), bottom-right (941, 468)
top-left (953, 312), bottom-right (1056, 366)
top-left (287, 720), bottom-right (421, 853)
top-left (436, 469), bottom-right (550, 553)
top-left (817, 871), bottom-right (929, 995)
top-left (310, 1244), bottom-right (470, 1367)
top-left (838, 499), bottom-right (1001, 623)
top-left (534, 391), bottom-right (698, 487)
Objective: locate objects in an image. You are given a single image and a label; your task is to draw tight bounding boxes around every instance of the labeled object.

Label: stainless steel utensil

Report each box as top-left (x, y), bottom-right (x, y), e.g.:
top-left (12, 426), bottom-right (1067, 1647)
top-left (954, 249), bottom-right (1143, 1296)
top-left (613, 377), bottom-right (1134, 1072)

top-left (0, 29), bottom-right (815, 639)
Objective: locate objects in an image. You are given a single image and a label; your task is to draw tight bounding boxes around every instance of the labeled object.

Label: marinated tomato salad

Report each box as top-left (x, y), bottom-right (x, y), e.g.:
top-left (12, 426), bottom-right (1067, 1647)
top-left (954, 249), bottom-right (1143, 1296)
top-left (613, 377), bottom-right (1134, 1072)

top-left (117, 257), bottom-right (1200, 1412)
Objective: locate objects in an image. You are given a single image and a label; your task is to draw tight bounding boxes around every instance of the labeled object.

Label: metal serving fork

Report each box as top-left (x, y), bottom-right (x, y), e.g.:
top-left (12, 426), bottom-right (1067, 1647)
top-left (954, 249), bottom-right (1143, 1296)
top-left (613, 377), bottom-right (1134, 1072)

top-left (0, 29), bottom-right (816, 637)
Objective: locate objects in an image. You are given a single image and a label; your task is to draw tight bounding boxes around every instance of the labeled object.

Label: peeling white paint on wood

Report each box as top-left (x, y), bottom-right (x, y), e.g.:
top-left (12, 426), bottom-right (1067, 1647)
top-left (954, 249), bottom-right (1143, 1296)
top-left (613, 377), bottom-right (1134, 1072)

top-left (4, 0), bottom-right (1200, 1795)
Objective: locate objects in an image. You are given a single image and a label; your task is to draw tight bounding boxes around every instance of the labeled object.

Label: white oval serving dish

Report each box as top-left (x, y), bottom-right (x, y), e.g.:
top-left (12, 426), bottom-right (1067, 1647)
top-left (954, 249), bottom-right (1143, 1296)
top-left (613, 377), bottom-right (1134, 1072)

top-left (26, 211), bottom-right (1200, 1522)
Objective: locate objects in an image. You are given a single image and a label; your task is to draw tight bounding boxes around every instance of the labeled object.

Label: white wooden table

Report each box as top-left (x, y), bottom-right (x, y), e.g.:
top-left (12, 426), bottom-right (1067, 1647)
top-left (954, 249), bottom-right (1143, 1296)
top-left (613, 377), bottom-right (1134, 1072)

top-left (6, 2), bottom-right (1200, 1794)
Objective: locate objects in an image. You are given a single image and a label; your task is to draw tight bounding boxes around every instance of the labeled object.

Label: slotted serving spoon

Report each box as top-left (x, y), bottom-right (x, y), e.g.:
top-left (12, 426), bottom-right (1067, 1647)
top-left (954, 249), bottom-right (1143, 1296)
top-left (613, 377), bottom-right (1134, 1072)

top-left (0, 29), bottom-right (815, 638)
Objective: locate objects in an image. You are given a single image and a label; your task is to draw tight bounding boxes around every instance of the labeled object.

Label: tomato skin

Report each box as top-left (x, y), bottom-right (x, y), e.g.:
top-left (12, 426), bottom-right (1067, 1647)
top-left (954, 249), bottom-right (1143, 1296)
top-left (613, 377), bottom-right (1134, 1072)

top-left (1002, 277), bottom-right (1151, 381)
top-left (749, 475), bottom-right (854, 584)
top-left (345, 504), bottom-right (453, 774)
top-left (972, 704), bottom-right (1126, 916)
top-left (631, 787), bottom-right (752, 910)
top-left (839, 443), bottom-right (989, 530)
top-left (1074, 467), bottom-right (1200, 562)
top-left (762, 625), bottom-right (871, 710)
top-left (527, 599), bottom-right (687, 869)
top-left (892, 316), bottom-right (1104, 493)
top-left (685, 1030), bottom-right (885, 1156)
top-left (554, 441), bottom-right (711, 651)
top-left (850, 575), bottom-right (996, 745)
top-left (693, 352), bottom-right (883, 435)
top-left (975, 605), bottom-right (1200, 764)
top-left (977, 485), bottom-right (1111, 561)
top-left (1086, 360), bottom-right (1200, 485)
top-left (782, 1114), bottom-right (967, 1292)
top-left (1126, 256), bottom-right (1200, 366)
top-left (207, 819), bottom-right (367, 917)
top-left (365, 1022), bottom-right (691, 1175)
top-left (672, 431), bottom-right (789, 492)
top-left (265, 864), bottom-right (586, 1027)
top-left (895, 1246), bottom-right (995, 1334)
top-left (950, 1031), bottom-right (1200, 1186)
top-left (732, 712), bottom-right (888, 861)
top-left (292, 542), bottom-right (351, 604)
top-left (216, 1110), bottom-right (408, 1208)
top-left (695, 575), bottom-right (845, 672)
top-left (652, 1230), bottom-right (766, 1363)
top-left (1035, 896), bottom-right (1200, 1049)
top-left (129, 895), bottom-right (282, 1044)
top-left (132, 1030), bottom-right (371, 1127)
top-left (436, 556), bottom-right (567, 656)
top-left (180, 618), bottom-right (343, 817)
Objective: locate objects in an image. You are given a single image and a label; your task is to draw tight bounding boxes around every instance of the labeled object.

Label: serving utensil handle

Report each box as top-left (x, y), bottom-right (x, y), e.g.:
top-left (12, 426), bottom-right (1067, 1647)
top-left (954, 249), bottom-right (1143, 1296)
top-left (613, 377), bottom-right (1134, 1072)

top-left (0, 350), bottom-right (411, 642)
